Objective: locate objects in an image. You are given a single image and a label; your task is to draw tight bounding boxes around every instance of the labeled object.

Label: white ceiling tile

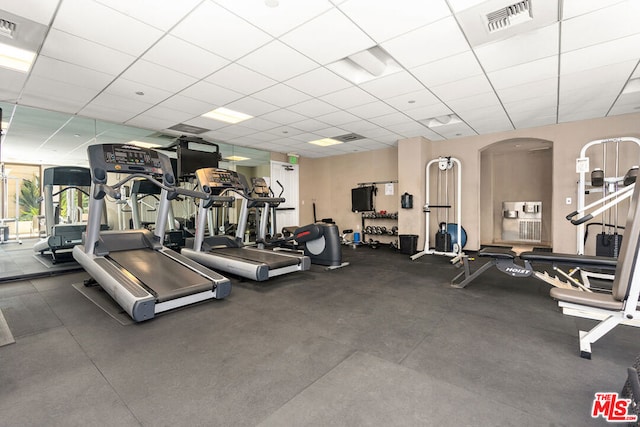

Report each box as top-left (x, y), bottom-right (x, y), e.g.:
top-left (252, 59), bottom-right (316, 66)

top-left (95, 0), bottom-right (200, 31)
top-left (469, 117), bottom-right (514, 135)
top-left (31, 56), bottom-right (114, 90)
top-left (22, 75), bottom-right (98, 105)
top-left (1, 0), bottom-right (59, 25)
top-left (215, 125), bottom-right (258, 137)
top-left (40, 29), bottom-right (135, 75)
top-left (289, 132), bottom-right (323, 142)
top-left (562, 0), bottom-right (628, 19)
top-left (368, 112), bottom-right (411, 127)
top-left (225, 97), bottom-right (279, 117)
top-left (171, 1), bottom-right (272, 61)
top-left (486, 56), bottom-right (558, 90)
top-left (240, 117), bottom-right (280, 132)
top-left (411, 50), bottom-right (482, 88)
top-left (252, 84), bottom-right (312, 108)
top-left (260, 109), bottom-right (308, 124)
top-left (313, 127), bottom-right (348, 138)
top-left (447, 0), bottom-right (486, 13)
top-left (315, 110), bottom-right (361, 126)
top-left (496, 78), bottom-right (558, 104)
top-left (339, 121), bottom-right (384, 134)
top-left (431, 74), bottom-right (493, 102)
top-left (53, 0), bottom-right (163, 56)
top-left (280, 9), bottom-right (375, 65)
top-left (157, 95), bottom-right (214, 116)
top-left (285, 67), bottom-right (353, 97)
top-left (403, 104), bottom-right (452, 121)
top-left (245, 132), bottom-right (282, 142)
top-left (429, 122), bottom-right (476, 139)
top-left (105, 78), bottom-right (171, 104)
top-left (348, 102), bottom-right (398, 119)
top-left (560, 85), bottom-right (620, 107)
top-left (384, 89), bottom-right (440, 111)
top-left (179, 80), bottom-right (244, 106)
top-left (351, 140), bottom-right (393, 150)
top-left (137, 105), bottom-right (194, 124)
top-left (446, 93), bottom-right (503, 113)
top-left (384, 121), bottom-right (429, 137)
top-left (125, 115), bottom-right (170, 131)
top-left (560, 61), bottom-right (635, 96)
top-left (288, 99), bottom-right (338, 117)
top-left (265, 126), bottom-right (306, 138)
top-left (142, 35), bottom-right (229, 79)
top-left (381, 17), bottom-right (469, 69)
top-left (177, 116), bottom-right (230, 131)
top-left (562, 1), bottom-right (640, 52)
top-left (0, 70), bottom-right (28, 104)
top-left (504, 98), bottom-right (557, 115)
top-left (320, 86), bottom-right (378, 109)
top-left (512, 115), bottom-right (558, 128)
top-left (212, 0), bottom-right (332, 37)
top-left (339, 0), bottom-right (450, 43)
top-left (561, 35), bottom-right (640, 75)
top-left (460, 106), bottom-right (511, 122)
top-left (79, 103), bottom-right (139, 123)
top-left (359, 71), bottom-right (424, 99)
top-left (237, 40), bottom-right (318, 81)
top-left (18, 95), bottom-right (86, 115)
top-left (290, 119), bottom-right (330, 132)
top-left (205, 64), bottom-right (276, 95)
top-left (88, 92), bottom-right (152, 115)
top-left (119, 60), bottom-right (197, 94)
top-left (474, 24), bottom-right (559, 73)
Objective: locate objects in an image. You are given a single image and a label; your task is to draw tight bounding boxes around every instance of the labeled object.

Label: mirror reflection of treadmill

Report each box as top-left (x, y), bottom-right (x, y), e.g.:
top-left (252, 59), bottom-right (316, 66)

top-left (73, 144), bottom-right (231, 322)
top-left (181, 167), bottom-right (311, 282)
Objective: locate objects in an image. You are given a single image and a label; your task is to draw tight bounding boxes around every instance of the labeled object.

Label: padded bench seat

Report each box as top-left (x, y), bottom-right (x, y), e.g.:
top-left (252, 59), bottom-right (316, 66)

top-left (478, 247), bottom-right (517, 259)
top-left (550, 287), bottom-right (624, 311)
top-left (520, 251), bottom-right (617, 269)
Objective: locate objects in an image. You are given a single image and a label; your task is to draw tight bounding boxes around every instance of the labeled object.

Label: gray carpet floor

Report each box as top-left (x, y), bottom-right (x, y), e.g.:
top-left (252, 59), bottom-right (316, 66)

top-left (0, 245), bottom-right (636, 426)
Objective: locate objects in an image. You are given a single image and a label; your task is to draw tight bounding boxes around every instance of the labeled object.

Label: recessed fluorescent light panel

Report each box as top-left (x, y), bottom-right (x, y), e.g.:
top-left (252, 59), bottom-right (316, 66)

top-left (202, 107), bottom-right (253, 124)
top-left (327, 46), bottom-right (401, 84)
top-left (308, 138), bottom-right (343, 147)
top-left (0, 41), bottom-right (35, 72)
top-left (127, 140), bottom-right (161, 149)
top-left (421, 114), bottom-right (462, 128)
top-left (224, 155), bottom-right (250, 162)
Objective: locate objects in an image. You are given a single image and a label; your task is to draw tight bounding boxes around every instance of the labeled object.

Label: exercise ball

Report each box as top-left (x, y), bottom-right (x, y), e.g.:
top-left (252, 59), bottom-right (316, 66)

top-left (446, 223), bottom-right (467, 249)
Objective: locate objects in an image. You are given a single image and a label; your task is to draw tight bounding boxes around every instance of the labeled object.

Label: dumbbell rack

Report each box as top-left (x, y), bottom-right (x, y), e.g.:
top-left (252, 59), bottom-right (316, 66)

top-left (361, 212), bottom-right (398, 248)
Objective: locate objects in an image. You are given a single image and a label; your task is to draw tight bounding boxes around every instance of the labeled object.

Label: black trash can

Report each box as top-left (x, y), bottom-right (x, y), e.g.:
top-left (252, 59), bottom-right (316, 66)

top-left (399, 234), bottom-right (418, 255)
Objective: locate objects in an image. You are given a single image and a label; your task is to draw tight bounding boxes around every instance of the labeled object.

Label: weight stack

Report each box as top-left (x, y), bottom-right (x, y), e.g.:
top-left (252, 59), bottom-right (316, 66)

top-left (596, 233), bottom-right (623, 258)
top-left (435, 231), bottom-right (452, 252)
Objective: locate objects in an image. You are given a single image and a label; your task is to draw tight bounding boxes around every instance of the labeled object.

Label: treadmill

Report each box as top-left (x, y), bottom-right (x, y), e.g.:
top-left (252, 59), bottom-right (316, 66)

top-left (73, 144), bottom-right (231, 322)
top-left (33, 166), bottom-right (108, 262)
top-left (181, 167), bottom-right (311, 282)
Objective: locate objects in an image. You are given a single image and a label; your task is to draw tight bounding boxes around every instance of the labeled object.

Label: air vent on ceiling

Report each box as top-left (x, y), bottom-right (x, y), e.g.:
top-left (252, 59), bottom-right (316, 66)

top-left (333, 133), bottom-right (364, 143)
top-left (486, 0), bottom-right (533, 33)
top-left (167, 123), bottom-right (210, 134)
top-left (0, 19), bottom-right (17, 39)
top-left (147, 131), bottom-right (178, 140)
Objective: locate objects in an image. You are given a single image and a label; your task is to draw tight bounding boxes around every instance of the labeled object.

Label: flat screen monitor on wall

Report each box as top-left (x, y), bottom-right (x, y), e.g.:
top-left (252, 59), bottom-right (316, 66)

top-left (351, 186), bottom-right (375, 212)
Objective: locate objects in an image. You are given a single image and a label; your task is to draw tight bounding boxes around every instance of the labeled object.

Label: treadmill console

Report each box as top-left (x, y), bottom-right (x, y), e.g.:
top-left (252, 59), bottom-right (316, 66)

top-left (195, 168), bottom-right (245, 195)
top-left (88, 144), bottom-right (175, 185)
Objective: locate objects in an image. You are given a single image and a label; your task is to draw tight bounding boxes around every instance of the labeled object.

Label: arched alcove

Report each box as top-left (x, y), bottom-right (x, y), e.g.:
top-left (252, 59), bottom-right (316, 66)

top-left (480, 138), bottom-right (553, 248)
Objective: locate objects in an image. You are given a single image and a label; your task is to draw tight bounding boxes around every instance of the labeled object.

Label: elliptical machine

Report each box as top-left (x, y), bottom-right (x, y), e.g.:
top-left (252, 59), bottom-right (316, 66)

top-left (250, 178), bottom-right (348, 269)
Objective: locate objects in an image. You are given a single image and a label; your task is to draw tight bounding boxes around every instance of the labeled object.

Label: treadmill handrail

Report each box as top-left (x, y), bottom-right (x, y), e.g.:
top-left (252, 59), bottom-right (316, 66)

top-left (94, 173), bottom-right (209, 202)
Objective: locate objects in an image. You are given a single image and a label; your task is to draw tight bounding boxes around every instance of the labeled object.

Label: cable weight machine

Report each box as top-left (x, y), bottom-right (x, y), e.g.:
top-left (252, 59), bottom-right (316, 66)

top-left (411, 156), bottom-right (465, 263)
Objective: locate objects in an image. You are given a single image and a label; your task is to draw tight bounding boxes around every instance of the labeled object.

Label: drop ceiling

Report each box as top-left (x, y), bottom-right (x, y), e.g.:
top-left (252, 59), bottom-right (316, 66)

top-left (0, 0), bottom-right (639, 166)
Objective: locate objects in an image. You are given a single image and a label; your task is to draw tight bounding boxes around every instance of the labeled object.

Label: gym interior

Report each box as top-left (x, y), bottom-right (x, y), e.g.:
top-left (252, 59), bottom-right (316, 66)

top-left (1, 1), bottom-right (640, 425)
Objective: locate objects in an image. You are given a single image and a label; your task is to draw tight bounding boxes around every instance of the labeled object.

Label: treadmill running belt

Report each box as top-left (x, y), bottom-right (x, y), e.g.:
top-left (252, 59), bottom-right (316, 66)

top-left (213, 247), bottom-right (301, 269)
top-left (109, 249), bottom-right (213, 302)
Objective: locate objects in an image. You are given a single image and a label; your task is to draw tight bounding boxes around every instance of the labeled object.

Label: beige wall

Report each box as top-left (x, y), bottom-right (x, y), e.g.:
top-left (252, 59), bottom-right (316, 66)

top-left (299, 147), bottom-right (398, 238)
top-left (297, 112), bottom-right (640, 253)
